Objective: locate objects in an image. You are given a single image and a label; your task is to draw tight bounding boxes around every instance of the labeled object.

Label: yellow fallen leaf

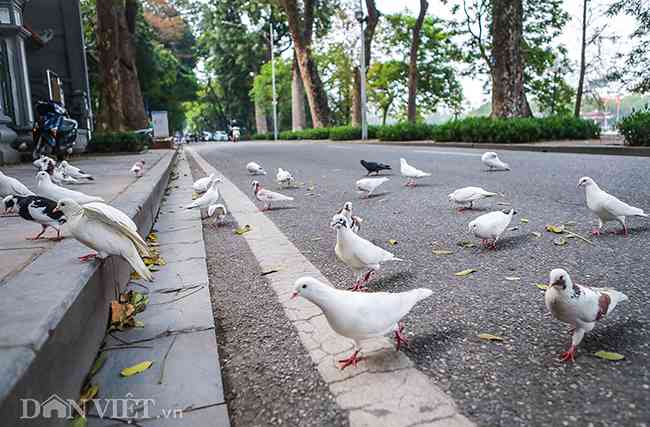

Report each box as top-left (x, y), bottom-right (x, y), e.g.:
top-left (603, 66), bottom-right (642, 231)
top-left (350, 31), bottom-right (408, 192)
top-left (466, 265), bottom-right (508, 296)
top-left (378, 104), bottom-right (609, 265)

top-left (546, 224), bottom-right (565, 234)
top-left (478, 333), bottom-right (504, 342)
top-left (505, 276), bottom-right (520, 281)
top-left (120, 360), bottom-right (153, 377)
top-left (536, 283), bottom-right (549, 290)
top-left (455, 269), bottom-right (477, 277)
top-left (594, 351), bottom-right (625, 361)
top-left (191, 192), bottom-right (199, 200)
top-left (131, 271), bottom-right (141, 280)
top-left (457, 240), bottom-right (476, 248)
top-left (147, 233), bottom-right (158, 242)
top-left (520, 218), bottom-right (529, 224)
top-left (69, 417), bottom-right (87, 427)
top-left (234, 224), bottom-right (252, 235)
top-left (432, 250), bottom-right (454, 255)
top-left (388, 239), bottom-right (398, 246)
top-left (79, 384), bottom-right (99, 404)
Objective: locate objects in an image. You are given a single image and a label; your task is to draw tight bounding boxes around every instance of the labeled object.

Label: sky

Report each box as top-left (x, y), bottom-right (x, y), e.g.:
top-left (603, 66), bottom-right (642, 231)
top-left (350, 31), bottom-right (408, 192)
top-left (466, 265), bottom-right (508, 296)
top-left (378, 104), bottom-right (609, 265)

top-left (374, 0), bottom-right (638, 108)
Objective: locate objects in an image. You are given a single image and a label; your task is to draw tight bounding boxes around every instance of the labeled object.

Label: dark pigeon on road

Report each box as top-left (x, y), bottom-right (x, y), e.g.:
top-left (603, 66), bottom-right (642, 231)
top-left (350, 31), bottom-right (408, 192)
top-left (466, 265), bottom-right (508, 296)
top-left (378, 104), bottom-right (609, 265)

top-left (360, 160), bottom-right (391, 175)
top-left (3, 194), bottom-right (66, 240)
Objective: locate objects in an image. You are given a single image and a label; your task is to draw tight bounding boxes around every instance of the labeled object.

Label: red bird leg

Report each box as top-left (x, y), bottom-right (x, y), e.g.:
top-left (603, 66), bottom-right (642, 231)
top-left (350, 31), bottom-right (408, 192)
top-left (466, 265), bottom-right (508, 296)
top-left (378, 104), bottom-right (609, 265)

top-left (338, 350), bottom-right (365, 370)
top-left (394, 323), bottom-right (409, 351)
top-left (26, 225), bottom-right (48, 240)
top-left (78, 253), bottom-right (98, 262)
top-left (591, 228), bottom-right (601, 236)
top-left (47, 226), bottom-right (63, 241)
top-left (559, 345), bottom-right (577, 362)
top-left (361, 270), bottom-right (375, 285)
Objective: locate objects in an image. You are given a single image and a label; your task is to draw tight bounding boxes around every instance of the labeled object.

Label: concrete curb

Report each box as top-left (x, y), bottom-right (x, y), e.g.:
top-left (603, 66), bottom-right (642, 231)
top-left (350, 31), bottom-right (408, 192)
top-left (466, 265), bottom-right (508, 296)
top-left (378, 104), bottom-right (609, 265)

top-left (187, 147), bottom-right (474, 427)
top-left (241, 139), bottom-right (650, 157)
top-left (0, 149), bottom-right (178, 426)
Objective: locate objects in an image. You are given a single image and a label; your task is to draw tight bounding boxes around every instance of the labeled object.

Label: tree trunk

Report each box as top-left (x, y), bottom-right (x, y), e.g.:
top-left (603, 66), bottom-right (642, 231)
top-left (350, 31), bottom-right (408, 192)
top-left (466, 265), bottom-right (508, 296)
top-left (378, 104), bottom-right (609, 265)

top-left (254, 98), bottom-right (268, 134)
top-left (291, 54), bottom-right (307, 130)
top-left (96, 0), bottom-right (148, 133)
top-left (574, 0), bottom-right (588, 117)
top-left (281, 0), bottom-right (330, 128)
top-left (407, 0), bottom-right (428, 123)
top-left (490, 0), bottom-right (531, 118)
top-left (351, 0), bottom-right (380, 126)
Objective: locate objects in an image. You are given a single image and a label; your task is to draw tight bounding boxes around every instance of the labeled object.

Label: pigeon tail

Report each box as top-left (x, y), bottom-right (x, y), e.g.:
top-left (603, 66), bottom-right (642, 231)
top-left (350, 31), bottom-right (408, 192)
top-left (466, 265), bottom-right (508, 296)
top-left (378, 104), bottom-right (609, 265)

top-left (408, 288), bottom-right (433, 303)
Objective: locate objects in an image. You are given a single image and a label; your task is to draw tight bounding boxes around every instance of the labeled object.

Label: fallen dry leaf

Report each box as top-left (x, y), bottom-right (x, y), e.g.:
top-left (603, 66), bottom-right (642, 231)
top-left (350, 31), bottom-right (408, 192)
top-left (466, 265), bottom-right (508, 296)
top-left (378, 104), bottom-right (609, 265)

top-left (457, 240), bottom-right (477, 248)
top-left (120, 360), bottom-right (153, 377)
top-left (388, 239), bottom-right (398, 246)
top-left (455, 269), bottom-right (477, 277)
top-left (553, 237), bottom-right (568, 246)
top-left (520, 218), bottom-right (529, 224)
top-left (536, 283), bottom-right (549, 290)
top-left (546, 224), bottom-right (565, 234)
top-left (478, 333), bottom-right (504, 342)
top-left (234, 224), bottom-right (252, 235)
top-left (432, 250), bottom-right (454, 256)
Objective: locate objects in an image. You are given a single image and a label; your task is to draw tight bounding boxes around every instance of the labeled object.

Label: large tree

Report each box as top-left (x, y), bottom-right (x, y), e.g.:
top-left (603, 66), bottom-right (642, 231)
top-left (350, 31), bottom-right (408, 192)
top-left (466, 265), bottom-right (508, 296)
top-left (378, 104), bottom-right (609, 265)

top-left (406, 0), bottom-right (429, 122)
top-left (95, 0), bottom-right (149, 132)
top-left (279, 0), bottom-right (331, 128)
top-left (490, 0), bottom-right (530, 117)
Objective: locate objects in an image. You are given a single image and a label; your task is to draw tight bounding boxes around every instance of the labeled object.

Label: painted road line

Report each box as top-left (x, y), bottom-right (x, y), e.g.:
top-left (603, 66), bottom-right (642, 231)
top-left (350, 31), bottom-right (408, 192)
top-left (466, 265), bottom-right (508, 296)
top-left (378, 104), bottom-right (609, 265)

top-left (187, 147), bottom-right (473, 427)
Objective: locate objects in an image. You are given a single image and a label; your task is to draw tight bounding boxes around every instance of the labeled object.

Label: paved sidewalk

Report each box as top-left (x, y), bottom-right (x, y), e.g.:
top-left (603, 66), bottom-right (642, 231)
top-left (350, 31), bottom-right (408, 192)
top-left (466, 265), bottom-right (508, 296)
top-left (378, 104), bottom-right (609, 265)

top-left (0, 151), bottom-right (167, 285)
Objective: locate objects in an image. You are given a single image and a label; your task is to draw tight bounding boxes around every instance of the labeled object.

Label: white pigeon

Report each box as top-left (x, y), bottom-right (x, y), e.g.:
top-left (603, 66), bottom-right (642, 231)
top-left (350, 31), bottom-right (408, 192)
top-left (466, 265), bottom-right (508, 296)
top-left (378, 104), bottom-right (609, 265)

top-left (54, 199), bottom-right (153, 281)
top-left (481, 152), bottom-right (510, 171)
top-left (578, 176), bottom-right (647, 236)
top-left (333, 201), bottom-right (363, 233)
top-left (35, 171), bottom-right (103, 204)
top-left (468, 208), bottom-right (516, 249)
top-left (331, 213), bottom-right (403, 291)
top-left (399, 158), bottom-right (431, 187)
top-left (0, 169), bottom-right (34, 198)
top-left (356, 177), bottom-right (389, 198)
top-left (545, 268), bottom-right (628, 362)
top-left (186, 179), bottom-right (220, 209)
top-left (448, 186), bottom-right (498, 211)
top-left (246, 161), bottom-right (266, 175)
top-left (53, 164), bottom-right (79, 185)
top-left (33, 155), bottom-right (56, 172)
top-left (251, 180), bottom-right (293, 211)
top-left (130, 160), bottom-right (146, 178)
top-left (192, 173), bottom-right (219, 193)
top-left (207, 203), bottom-right (228, 227)
top-left (292, 276), bottom-right (432, 369)
top-left (59, 160), bottom-right (94, 181)
top-left (276, 167), bottom-right (295, 187)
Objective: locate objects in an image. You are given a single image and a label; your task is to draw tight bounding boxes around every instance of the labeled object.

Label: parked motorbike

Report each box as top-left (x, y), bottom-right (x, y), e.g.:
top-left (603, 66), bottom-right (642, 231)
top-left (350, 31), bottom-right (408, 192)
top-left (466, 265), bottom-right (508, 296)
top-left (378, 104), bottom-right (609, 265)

top-left (31, 101), bottom-right (78, 161)
top-left (230, 126), bottom-right (241, 143)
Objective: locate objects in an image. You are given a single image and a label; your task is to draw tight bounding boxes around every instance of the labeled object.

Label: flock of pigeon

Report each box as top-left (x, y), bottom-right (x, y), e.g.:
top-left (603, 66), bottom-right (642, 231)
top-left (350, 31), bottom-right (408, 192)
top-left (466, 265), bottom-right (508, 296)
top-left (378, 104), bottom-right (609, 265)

top-left (0, 156), bottom-right (154, 281)
top-left (1, 149), bottom-right (646, 370)
top-left (193, 151), bottom-right (645, 369)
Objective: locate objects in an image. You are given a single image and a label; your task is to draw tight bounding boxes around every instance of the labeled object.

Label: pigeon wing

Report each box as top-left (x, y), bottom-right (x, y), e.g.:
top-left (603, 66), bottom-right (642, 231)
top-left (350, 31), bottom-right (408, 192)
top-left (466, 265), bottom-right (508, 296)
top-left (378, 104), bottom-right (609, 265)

top-left (82, 204), bottom-right (150, 256)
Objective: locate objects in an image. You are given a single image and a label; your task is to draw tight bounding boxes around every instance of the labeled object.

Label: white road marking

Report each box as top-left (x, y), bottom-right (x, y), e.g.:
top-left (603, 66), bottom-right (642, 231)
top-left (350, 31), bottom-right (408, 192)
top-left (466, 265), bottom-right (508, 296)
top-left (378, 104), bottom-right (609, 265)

top-left (187, 147), bottom-right (473, 427)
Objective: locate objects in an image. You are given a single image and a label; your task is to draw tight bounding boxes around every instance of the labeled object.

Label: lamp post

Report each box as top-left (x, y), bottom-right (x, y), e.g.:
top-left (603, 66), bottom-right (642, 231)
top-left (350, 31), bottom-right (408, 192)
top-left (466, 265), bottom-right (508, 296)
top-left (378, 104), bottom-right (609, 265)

top-left (269, 8), bottom-right (278, 141)
top-left (354, 1), bottom-right (368, 141)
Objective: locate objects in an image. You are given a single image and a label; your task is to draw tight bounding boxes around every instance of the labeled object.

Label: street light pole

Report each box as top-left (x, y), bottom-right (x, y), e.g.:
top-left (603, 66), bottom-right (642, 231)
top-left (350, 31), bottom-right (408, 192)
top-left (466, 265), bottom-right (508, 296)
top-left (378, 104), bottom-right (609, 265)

top-left (269, 9), bottom-right (278, 141)
top-left (355, 1), bottom-right (368, 140)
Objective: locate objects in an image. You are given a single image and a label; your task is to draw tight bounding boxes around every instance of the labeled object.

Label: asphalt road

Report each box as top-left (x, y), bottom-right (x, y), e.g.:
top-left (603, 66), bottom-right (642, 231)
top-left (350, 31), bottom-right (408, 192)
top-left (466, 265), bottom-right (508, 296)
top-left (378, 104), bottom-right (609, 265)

top-left (194, 141), bottom-right (650, 427)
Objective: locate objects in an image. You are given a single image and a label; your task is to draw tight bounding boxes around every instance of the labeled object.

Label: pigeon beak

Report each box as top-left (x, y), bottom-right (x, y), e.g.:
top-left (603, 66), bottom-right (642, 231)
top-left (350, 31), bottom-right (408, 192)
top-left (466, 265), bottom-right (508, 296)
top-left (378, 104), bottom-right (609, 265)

top-left (290, 291), bottom-right (299, 299)
top-left (52, 207), bottom-right (59, 213)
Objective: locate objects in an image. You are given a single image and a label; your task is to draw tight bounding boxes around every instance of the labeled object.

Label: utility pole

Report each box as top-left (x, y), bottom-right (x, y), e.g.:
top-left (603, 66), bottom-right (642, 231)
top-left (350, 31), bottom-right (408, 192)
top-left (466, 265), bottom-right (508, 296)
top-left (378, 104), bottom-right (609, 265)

top-left (269, 8), bottom-right (278, 141)
top-left (355, 1), bottom-right (368, 140)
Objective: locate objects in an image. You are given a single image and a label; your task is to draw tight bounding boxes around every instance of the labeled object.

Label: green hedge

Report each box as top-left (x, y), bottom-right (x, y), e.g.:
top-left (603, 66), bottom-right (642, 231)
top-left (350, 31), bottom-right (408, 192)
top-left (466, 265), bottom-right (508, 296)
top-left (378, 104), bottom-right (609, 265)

top-left (376, 122), bottom-right (434, 141)
top-left (430, 116), bottom-right (600, 143)
top-left (618, 110), bottom-right (650, 146)
top-left (248, 116), bottom-right (600, 143)
top-left (87, 132), bottom-right (149, 153)
top-left (251, 132), bottom-right (272, 140)
top-left (329, 125), bottom-right (379, 140)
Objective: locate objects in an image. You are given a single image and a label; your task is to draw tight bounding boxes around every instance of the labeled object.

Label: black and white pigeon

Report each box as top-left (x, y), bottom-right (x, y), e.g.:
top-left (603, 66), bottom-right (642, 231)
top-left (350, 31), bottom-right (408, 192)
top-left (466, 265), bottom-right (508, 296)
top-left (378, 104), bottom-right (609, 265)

top-left (292, 276), bottom-right (432, 369)
top-left (333, 201), bottom-right (363, 233)
top-left (545, 268), bottom-right (628, 362)
top-left (578, 176), bottom-right (647, 236)
top-left (360, 160), bottom-right (391, 176)
top-left (59, 160), bottom-right (94, 181)
top-left (3, 194), bottom-right (65, 240)
top-left (0, 169), bottom-right (34, 198)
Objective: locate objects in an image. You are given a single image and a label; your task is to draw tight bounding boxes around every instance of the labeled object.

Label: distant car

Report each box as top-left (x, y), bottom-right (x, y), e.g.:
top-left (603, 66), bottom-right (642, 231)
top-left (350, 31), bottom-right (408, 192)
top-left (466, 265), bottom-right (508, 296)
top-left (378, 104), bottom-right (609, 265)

top-left (214, 131), bottom-right (228, 141)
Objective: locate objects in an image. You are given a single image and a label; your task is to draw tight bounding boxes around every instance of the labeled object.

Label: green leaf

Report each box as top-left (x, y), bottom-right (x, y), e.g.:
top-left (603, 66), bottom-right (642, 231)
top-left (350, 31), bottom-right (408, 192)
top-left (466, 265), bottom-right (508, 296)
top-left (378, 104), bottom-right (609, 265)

top-left (478, 333), bottom-right (504, 342)
top-left (89, 353), bottom-right (107, 377)
top-left (594, 351), bottom-right (625, 361)
top-left (536, 283), bottom-right (549, 290)
top-left (520, 218), bottom-right (529, 224)
top-left (69, 416), bottom-right (87, 427)
top-left (553, 237), bottom-right (568, 246)
top-left (454, 269), bottom-right (477, 277)
top-left (120, 361), bottom-right (153, 377)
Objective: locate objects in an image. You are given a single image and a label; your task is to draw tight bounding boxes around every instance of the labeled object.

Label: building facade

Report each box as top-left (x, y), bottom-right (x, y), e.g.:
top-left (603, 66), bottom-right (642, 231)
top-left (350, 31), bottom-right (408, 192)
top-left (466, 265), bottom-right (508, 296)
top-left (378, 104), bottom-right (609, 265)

top-left (0, 0), bottom-right (91, 164)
